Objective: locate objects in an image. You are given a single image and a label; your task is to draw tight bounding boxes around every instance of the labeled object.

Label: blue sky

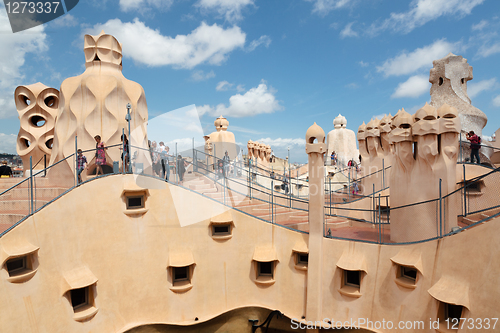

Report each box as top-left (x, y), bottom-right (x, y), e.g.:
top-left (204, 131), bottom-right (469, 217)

top-left (1, 0), bottom-right (499, 162)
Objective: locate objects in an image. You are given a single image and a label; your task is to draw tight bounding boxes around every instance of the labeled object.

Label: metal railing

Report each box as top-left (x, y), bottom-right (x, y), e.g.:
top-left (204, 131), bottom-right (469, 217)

top-left (2, 141), bottom-right (499, 245)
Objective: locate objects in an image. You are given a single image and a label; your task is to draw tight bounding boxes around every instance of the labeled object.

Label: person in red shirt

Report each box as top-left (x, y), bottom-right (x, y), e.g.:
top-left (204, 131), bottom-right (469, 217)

top-left (466, 131), bottom-right (481, 164)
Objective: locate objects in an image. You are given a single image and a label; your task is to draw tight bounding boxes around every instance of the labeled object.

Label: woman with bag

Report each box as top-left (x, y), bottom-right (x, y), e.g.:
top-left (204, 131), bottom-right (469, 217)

top-left (94, 135), bottom-right (107, 176)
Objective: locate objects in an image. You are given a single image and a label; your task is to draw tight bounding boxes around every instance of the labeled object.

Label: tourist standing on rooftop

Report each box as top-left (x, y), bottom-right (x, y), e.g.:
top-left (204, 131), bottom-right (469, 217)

top-left (77, 149), bottom-right (87, 183)
top-left (223, 151), bottom-right (230, 178)
top-left (0, 160), bottom-right (13, 178)
top-left (177, 154), bottom-right (187, 184)
top-left (120, 134), bottom-right (129, 173)
top-left (466, 131), bottom-right (481, 164)
top-left (164, 146), bottom-right (171, 182)
top-left (331, 151), bottom-right (336, 166)
top-left (158, 141), bottom-right (166, 178)
top-left (94, 135), bottom-right (107, 176)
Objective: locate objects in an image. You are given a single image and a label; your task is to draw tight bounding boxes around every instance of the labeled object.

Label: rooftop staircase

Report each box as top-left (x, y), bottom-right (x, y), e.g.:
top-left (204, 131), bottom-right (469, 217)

top-left (0, 177), bottom-right (69, 234)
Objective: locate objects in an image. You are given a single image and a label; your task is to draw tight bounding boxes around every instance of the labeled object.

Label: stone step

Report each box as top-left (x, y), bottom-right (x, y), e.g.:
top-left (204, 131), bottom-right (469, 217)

top-left (0, 200), bottom-right (49, 211)
top-left (202, 194), bottom-right (247, 203)
top-left (1, 187), bottom-right (67, 199)
top-left (0, 224), bottom-right (13, 234)
top-left (252, 206), bottom-right (291, 215)
top-left (0, 177), bottom-right (52, 189)
top-left (235, 203), bottom-right (269, 213)
top-left (459, 216), bottom-right (480, 226)
top-left (480, 207), bottom-right (500, 217)
top-left (325, 220), bottom-right (350, 228)
top-left (185, 179), bottom-right (206, 186)
top-left (0, 214), bottom-right (25, 225)
top-left (200, 189), bottom-right (223, 197)
top-left (189, 183), bottom-right (213, 190)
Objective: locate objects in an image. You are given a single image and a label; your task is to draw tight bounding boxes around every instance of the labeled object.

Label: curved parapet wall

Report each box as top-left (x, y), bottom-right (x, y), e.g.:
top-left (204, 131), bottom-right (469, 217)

top-left (48, 31), bottom-right (149, 185)
top-left (15, 82), bottom-right (59, 176)
top-left (0, 175), bottom-right (499, 332)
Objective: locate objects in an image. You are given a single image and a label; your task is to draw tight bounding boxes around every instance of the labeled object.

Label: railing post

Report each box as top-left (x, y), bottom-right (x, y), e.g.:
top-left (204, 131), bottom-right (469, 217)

top-left (223, 174), bottom-right (226, 206)
top-left (74, 136), bottom-right (77, 186)
top-left (459, 132), bottom-right (463, 162)
top-left (44, 154), bottom-right (47, 177)
top-left (378, 194), bottom-right (381, 244)
top-left (385, 195), bottom-right (389, 225)
top-left (372, 184), bottom-right (375, 224)
top-left (194, 150), bottom-right (198, 173)
top-left (30, 156), bottom-right (33, 215)
top-left (271, 180), bottom-right (274, 224)
top-left (249, 161), bottom-right (252, 200)
top-left (439, 178), bottom-right (442, 237)
top-left (463, 164), bottom-right (467, 217)
top-left (122, 128), bottom-right (125, 175)
top-left (348, 168), bottom-right (351, 202)
top-left (126, 103), bottom-right (132, 173)
top-left (382, 159), bottom-right (385, 189)
top-left (329, 177), bottom-right (332, 216)
top-left (128, 134), bottom-right (132, 174)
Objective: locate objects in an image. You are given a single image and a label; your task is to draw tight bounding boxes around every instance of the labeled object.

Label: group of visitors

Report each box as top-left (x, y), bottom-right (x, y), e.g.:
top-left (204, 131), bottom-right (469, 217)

top-left (148, 140), bottom-right (188, 183)
top-left (76, 135), bottom-right (106, 183)
top-left (269, 170), bottom-right (290, 194)
top-left (75, 135), bottom-right (189, 184)
top-left (282, 173), bottom-right (289, 195)
top-left (217, 151), bottom-right (231, 179)
top-left (347, 158), bottom-right (359, 172)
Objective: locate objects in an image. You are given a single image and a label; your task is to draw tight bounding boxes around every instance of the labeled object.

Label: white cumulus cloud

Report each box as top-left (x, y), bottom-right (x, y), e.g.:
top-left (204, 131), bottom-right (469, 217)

top-left (472, 19), bottom-right (488, 31)
top-left (216, 81), bottom-right (233, 91)
top-left (87, 19), bottom-right (246, 69)
top-left (197, 80), bottom-right (283, 117)
top-left (340, 22), bottom-right (358, 38)
top-left (247, 35), bottom-right (272, 52)
top-left (256, 137), bottom-right (306, 148)
top-left (377, 39), bottom-right (457, 77)
top-left (476, 42), bottom-right (500, 59)
top-left (51, 14), bottom-right (78, 27)
top-left (391, 75), bottom-right (430, 99)
top-left (467, 78), bottom-right (498, 99)
top-left (493, 95), bottom-right (500, 107)
top-left (369, 0), bottom-right (485, 35)
top-left (196, 0), bottom-right (254, 22)
top-left (306, 0), bottom-right (352, 16)
top-left (215, 81), bottom-right (245, 92)
top-left (191, 70), bottom-right (216, 81)
top-left (0, 133), bottom-right (17, 154)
